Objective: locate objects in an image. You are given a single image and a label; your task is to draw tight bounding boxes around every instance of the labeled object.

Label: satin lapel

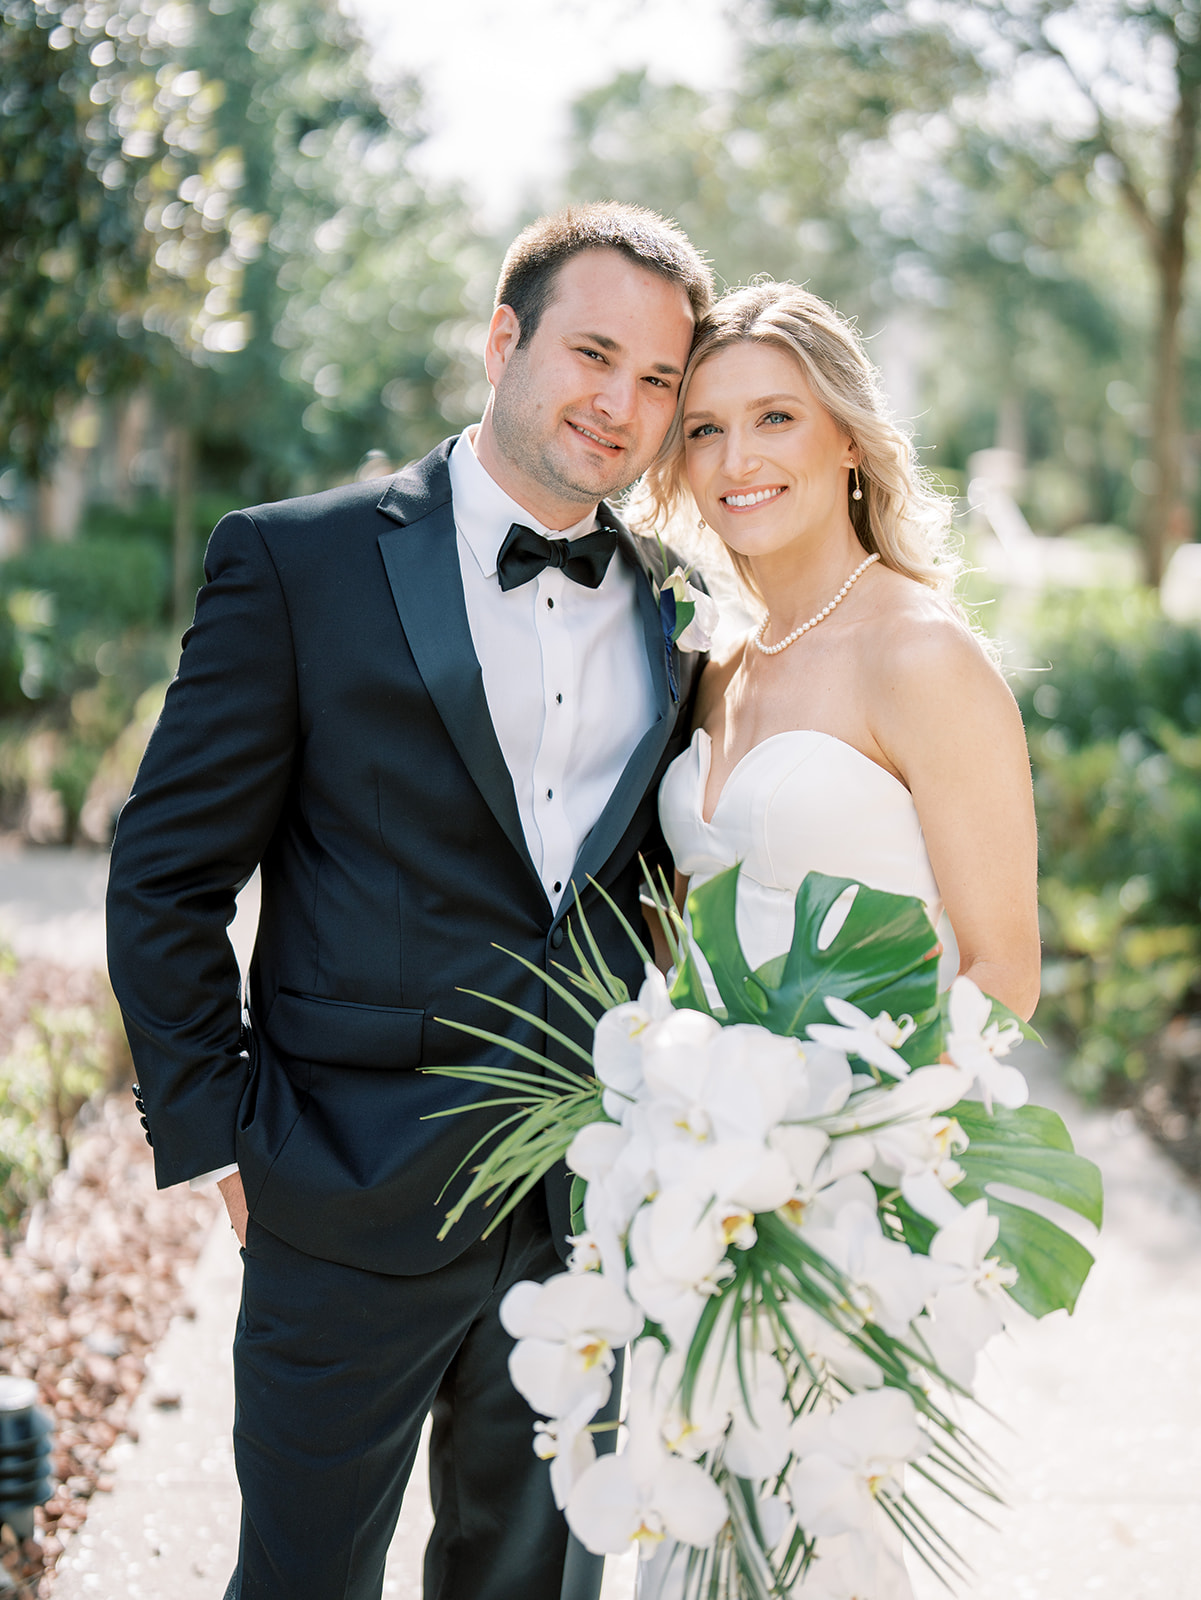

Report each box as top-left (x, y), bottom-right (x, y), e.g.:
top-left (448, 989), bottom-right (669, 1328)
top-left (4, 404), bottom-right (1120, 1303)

top-left (376, 486), bottom-right (542, 893)
top-left (566, 520), bottom-right (675, 896)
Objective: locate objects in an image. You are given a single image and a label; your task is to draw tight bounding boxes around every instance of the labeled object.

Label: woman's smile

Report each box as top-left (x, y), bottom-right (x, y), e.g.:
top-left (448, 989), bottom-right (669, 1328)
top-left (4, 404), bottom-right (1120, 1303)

top-left (682, 342), bottom-right (855, 560)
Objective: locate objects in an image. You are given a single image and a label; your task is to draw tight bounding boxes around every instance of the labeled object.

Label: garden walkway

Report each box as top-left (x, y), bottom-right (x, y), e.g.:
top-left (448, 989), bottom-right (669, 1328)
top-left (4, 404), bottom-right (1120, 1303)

top-left (6, 847), bottom-right (1198, 1600)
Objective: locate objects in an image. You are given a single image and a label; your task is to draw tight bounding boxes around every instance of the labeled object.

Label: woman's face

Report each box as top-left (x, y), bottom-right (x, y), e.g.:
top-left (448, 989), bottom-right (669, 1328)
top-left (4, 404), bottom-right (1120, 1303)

top-left (681, 342), bottom-right (855, 563)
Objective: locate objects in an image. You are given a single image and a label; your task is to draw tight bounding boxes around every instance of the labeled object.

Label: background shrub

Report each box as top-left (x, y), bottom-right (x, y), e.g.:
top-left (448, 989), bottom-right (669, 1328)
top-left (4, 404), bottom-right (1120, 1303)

top-left (1015, 592), bottom-right (1201, 1095)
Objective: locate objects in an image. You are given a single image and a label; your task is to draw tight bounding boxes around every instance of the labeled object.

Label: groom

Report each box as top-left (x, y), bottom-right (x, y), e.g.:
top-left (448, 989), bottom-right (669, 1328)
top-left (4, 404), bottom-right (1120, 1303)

top-left (106, 202), bottom-right (712, 1600)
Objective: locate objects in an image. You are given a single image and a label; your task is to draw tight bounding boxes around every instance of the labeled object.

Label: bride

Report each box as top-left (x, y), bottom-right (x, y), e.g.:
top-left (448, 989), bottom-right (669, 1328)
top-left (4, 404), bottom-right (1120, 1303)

top-left (635, 282), bottom-right (1040, 1598)
top-left (651, 280), bottom-right (1040, 1024)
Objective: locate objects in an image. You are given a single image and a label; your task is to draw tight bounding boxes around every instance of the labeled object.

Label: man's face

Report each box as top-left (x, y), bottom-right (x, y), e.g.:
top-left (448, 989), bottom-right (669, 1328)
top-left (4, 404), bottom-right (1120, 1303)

top-left (477, 248), bottom-right (695, 529)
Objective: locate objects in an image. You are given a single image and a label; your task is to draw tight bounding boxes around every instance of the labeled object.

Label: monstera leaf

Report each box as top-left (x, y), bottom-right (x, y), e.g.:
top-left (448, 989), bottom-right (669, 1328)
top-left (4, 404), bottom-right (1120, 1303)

top-left (953, 1101), bottom-right (1103, 1317)
top-left (676, 865), bottom-right (942, 1045)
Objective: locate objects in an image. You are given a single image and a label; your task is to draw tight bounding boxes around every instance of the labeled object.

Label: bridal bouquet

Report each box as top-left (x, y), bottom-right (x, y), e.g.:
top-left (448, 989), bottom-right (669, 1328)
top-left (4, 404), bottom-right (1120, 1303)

top-left (429, 869), bottom-right (1102, 1599)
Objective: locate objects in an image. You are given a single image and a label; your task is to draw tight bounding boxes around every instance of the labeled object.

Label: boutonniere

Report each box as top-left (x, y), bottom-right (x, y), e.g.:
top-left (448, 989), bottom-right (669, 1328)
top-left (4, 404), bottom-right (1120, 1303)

top-left (654, 561), bottom-right (719, 704)
top-left (657, 564), bottom-right (719, 654)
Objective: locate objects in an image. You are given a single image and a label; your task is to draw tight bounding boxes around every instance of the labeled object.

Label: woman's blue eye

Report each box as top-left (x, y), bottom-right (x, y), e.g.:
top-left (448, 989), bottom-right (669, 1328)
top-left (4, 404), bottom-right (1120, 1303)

top-left (687, 423), bottom-right (719, 439)
top-left (763, 411), bottom-right (791, 425)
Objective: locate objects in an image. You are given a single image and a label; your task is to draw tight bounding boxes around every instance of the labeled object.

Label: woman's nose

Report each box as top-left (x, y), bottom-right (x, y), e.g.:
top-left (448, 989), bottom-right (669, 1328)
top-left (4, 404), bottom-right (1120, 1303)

top-left (722, 429), bottom-right (761, 476)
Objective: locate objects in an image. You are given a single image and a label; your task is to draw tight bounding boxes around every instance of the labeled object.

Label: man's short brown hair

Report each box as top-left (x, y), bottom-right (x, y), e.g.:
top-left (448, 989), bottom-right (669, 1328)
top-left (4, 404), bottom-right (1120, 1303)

top-left (495, 202), bottom-right (713, 347)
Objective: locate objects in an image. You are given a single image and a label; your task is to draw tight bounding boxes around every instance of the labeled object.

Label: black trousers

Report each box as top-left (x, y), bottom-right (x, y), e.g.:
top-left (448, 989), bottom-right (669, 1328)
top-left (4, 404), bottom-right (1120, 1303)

top-left (224, 1193), bottom-right (596, 1600)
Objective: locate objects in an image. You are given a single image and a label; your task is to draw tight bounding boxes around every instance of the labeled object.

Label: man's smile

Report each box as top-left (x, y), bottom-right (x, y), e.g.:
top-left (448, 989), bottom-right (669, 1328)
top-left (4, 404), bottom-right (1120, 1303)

top-left (567, 420), bottom-right (624, 452)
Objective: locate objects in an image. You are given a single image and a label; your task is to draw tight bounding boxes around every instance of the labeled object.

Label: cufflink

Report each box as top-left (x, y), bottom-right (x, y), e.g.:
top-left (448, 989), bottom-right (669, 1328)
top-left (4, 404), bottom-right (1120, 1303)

top-left (131, 1083), bottom-right (153, 1147)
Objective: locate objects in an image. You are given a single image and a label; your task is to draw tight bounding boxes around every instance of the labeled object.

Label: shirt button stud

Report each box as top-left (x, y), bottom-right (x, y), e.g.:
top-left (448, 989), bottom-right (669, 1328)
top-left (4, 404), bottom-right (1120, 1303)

top-left (553, 880), bottom-right (562, 893)
top-left (547, 597), bottom-right (554, 609)
top-left (546, 788), bottom-right (553, 800)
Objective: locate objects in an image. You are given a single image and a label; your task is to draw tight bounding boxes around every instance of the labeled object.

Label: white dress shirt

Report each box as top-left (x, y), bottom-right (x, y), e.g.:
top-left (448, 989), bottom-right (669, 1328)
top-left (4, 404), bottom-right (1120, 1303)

top-left (450, 426), bottom-right (656, 907)
top-left (191, 427), bottom-right (657, 1189)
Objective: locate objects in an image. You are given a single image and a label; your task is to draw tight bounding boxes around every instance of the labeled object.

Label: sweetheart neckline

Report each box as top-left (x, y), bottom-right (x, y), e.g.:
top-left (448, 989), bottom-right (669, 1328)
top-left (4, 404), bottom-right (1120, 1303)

top-left (693, 726), bottom-right (911, 827)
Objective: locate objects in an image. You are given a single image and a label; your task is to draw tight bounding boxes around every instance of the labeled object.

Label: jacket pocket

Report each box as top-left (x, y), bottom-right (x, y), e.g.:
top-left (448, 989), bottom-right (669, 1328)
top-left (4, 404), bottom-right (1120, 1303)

top-left (266, 990), bottom-right (425, 1070)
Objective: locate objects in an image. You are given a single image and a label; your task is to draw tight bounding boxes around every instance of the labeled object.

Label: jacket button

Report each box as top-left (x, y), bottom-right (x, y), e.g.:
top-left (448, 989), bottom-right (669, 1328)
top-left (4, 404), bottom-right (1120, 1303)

top-left (551, 927), bottom-right (565, 950)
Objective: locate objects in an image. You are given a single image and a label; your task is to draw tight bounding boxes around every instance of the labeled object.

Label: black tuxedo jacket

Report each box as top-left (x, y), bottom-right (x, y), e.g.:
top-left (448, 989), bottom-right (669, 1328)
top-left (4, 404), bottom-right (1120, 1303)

top-left (106, 438), bottom-right (701, 1275)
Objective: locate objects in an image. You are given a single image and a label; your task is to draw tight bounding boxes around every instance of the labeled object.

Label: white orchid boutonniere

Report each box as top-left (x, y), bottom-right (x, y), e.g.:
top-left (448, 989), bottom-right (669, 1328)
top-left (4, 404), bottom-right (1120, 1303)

top-left (659, 564), bottom-right (719, 654)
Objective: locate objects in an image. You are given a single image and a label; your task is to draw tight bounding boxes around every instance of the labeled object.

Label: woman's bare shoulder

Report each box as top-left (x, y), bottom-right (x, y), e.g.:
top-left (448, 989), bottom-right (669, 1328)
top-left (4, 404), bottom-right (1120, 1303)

top-left (862, 574), bottom-right (1021, 752)
top-left (694, 633), bottom-right (748, 726)
top-left (868, 572), bottom-right (1001, 681)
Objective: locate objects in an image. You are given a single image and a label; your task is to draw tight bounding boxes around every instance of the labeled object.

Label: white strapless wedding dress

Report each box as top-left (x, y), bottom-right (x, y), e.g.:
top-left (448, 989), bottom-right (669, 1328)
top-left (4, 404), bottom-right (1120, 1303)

top-left (635, 727), bottom-right (949, 1600)
top-left (659, 726), bottom-right (948, 975)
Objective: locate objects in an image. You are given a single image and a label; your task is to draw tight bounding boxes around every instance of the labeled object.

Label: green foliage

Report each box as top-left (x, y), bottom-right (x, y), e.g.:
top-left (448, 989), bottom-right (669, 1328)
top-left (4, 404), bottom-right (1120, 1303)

top-left (0, 0), bottom-right (151, 477)
top-left (2, 536), bottom-right (168, 634)
top-left (681, 867), bottom-right (940, 1048)
top-left (0, 502), bottom-right (179, 835)
top-left (953, 1101), bottom-right (1103, 1314)
top-left (0, 519), bottom-right (172, 718)
top-left (1015, 592), bottom-right (1201, 1095)
top-left (2, 0), bottom-right (484, 504)
top-left (0, 1001), bottom-right (110, 1238)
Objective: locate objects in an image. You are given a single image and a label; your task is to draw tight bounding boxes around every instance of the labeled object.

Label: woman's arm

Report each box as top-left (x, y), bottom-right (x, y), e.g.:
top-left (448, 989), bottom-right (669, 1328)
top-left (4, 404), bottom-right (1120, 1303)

top-left (870, 614), bottom-right (1041, 1020)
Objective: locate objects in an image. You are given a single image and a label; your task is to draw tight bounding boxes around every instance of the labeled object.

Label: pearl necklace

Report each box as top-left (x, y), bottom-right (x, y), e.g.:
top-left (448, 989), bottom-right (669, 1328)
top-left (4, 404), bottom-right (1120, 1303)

top-left (752, 552), bottom-right (880, 656)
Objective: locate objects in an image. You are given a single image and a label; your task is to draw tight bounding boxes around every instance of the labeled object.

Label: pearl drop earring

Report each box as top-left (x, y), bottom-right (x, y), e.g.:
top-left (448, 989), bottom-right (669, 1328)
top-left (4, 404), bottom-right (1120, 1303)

top-left (851, 465), bottom-right (864, 502)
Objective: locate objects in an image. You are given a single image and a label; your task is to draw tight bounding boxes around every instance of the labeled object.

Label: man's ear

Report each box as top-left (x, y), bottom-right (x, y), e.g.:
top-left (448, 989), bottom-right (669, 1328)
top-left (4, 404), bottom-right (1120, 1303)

top-left (484, 304), bottom-right (521, 388)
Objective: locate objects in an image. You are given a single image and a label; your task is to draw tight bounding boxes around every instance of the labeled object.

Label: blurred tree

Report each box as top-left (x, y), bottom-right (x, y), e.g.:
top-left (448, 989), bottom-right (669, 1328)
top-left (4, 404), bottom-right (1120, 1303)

top-left (760, 0), bottom-right (1201, 580)
top-left (2, 0), bottom-right (487, 587)
top-left (0, 1), bottom-right (151, 483)
top-left (561, 71), bottom-right (809, 292)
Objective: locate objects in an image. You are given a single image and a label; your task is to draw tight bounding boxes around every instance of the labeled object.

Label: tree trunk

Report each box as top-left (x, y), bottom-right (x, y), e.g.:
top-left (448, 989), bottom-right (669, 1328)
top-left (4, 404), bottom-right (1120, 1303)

top-left (1139, 61), bottom-right (1201, 587)
top-left (1140, 270), bottom-right (1184, 587)
top-left (172, 425), bottom-right (196, 635)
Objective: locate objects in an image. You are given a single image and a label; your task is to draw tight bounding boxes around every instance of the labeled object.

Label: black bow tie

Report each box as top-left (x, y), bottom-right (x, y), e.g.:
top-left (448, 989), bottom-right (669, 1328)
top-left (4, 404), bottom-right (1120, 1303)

top-left (495, 522), bottom-right (618, 593)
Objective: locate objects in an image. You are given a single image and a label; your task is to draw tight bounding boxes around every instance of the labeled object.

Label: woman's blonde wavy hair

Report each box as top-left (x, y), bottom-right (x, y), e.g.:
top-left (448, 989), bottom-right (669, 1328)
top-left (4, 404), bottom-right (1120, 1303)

top-left (642, 281), bottom-right (961, 602)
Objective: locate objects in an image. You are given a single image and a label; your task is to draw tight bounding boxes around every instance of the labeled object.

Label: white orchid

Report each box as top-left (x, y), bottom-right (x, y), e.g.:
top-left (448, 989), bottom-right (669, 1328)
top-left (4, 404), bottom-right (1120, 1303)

top-left (945, 976), bottom-right (1028, 1112)
top-left (565, 1341), bottom-right (728, 1557)
top-left (661, 565), bottom-right (721, 652)
top-left (724, 1351), bottom-right (795, 1481)
top-left (789, 1388), bottom-right (930, 1537)
top-left (500, 1272), bottom-right (642, 1420)
top-left (916, 1198), bottom-right (1018, 1385)
top-left (797, 1530), bottom-right (913, 1599)
top-left (532, 1392), bottom-right (600, 1509)
top-left (653, 1136), bottom-right (797, 1225)
top-left (779, 1038), bottom-right (856, 1120)
top-left (566, 1231), bottom-right (603, 1273)
top-left (772, 1128), bottom-right (876, 1231)
top-left (655, 1307), bottom-right (792, 1480)
top-left (807, 996), bottom-right (916, 1079)
top-left (591, 963), bottom-right (675, 1121)
top-left (626, 1187), bottom-right (735, 1347)
top-left (651, 1346), bottom-right (736, 1462)
top-left (868, 1113), bottom-right (969, 1228)
top-left (782, 1301), bottom-right (884, 1392)
top-left (802, 1197), bottom-right (934, 1337)
top-left (827, 1065), bottom-right (969, 1138)
top-left (569, 1118), bottom-right (656, 1285)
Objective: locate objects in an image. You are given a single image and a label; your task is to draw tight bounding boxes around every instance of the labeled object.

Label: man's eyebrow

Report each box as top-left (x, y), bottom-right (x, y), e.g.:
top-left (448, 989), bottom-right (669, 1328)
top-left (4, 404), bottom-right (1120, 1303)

top-left (574, 331), bottom-right (683, 378)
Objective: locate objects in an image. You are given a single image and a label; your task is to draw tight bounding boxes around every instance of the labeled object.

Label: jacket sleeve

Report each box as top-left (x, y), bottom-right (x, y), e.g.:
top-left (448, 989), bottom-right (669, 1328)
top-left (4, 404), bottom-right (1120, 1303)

top-left (106, 510), bottom-right (298, 1188)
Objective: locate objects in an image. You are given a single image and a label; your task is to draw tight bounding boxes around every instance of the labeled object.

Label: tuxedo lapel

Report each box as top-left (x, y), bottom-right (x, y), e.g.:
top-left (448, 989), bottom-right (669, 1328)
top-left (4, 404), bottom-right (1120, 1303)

top-left (375, 451), bottom-right (544, 895)
top-left (566, 517), bottom-right (676, 896)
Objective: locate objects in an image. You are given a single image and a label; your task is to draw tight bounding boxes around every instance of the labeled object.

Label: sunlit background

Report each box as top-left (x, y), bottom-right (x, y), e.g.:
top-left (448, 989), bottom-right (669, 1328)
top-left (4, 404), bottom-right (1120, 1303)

top-left (1, 3), bottom-right (1201, 1590)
